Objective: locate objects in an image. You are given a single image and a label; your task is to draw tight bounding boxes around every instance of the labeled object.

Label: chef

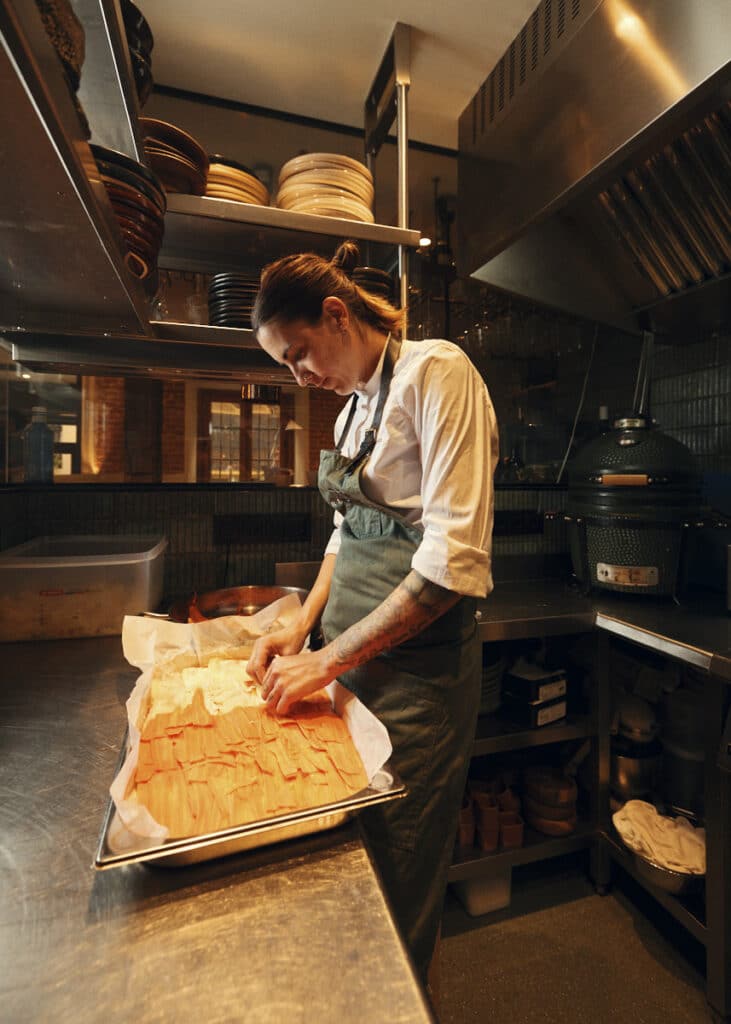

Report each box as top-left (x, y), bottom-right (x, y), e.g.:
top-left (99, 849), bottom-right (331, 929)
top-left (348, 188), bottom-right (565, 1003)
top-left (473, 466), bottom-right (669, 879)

top-left (247, 240), bottom-right (498, 986)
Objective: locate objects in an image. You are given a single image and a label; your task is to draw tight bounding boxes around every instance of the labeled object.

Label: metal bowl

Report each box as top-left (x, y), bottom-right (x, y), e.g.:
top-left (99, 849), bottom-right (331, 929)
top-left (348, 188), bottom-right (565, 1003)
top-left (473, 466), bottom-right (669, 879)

top-left (632, 850), bottom-right (703, 895)
top-left (169, 585), bottom-right (308, 622)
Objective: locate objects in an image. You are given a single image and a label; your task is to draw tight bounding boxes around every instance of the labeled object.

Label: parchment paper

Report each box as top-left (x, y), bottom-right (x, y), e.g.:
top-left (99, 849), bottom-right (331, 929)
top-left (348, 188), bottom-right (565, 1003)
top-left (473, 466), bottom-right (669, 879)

top-left (109, 595), bottom-right (393, 846)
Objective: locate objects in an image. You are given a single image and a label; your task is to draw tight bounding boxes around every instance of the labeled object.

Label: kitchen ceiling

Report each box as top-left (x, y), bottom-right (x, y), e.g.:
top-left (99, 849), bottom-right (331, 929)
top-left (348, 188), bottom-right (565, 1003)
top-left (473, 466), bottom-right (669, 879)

top-left (138, 0), bottom-right (538, 149)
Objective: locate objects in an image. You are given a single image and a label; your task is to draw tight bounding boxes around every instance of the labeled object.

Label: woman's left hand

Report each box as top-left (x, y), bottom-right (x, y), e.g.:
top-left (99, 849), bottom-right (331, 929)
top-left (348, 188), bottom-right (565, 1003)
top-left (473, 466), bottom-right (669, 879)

top-left (261, 648), bottom-right (335, 715)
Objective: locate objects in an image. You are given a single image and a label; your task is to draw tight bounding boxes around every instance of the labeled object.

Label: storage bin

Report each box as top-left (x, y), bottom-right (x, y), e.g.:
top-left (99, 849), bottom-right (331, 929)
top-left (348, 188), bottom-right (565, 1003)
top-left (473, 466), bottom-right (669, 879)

top-left (0, 535), bottom-right (167, 641)
top-left (451, 865), bottom-right (512, 917)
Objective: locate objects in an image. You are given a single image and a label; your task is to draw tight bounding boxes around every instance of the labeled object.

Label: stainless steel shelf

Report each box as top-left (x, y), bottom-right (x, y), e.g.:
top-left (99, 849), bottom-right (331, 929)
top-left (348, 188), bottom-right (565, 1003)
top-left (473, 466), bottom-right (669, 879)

top-left (472, 714), bottom-right (594, 757)
top-left (602, 832), bottom-right (707, 945)
top-left (151, 320), bottom-right (256, 348)
top-left (3, 325), bottom-right (290, 382)
top-left (159, 195), bottom-right (421, 272)
top-left (448, 818), bottom-right (595, 882)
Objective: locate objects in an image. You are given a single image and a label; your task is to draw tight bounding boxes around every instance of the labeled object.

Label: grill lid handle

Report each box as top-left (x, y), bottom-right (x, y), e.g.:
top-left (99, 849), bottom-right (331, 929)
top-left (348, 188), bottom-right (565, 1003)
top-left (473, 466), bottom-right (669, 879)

top-left (599, 474), bottom-right (649, 486)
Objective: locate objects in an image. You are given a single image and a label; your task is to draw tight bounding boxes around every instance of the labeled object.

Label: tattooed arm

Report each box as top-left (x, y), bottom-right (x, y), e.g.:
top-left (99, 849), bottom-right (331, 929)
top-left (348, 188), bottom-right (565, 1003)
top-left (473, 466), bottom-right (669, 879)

top-left (329, 569), bottom-right (460, 670)
top-left (260, 569), bottom-right (460, 714)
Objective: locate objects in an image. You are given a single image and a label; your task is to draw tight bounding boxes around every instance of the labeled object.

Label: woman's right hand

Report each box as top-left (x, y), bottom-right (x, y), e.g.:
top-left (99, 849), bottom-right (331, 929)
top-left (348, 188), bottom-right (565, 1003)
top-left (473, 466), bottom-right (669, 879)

top-left (246, 624), bottom-right (308, 685)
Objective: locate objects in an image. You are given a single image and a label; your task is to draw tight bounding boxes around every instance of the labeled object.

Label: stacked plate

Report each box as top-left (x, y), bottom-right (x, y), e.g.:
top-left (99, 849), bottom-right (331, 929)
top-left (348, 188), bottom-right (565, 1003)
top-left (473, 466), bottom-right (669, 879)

top-left (36, 0), bottom-right (90, 136)
top-left (206, 156), bottom-right (270, 206)
top-left (208, 273), bottom-right (259, 328)
top-left (36, 0), bottom-right (86, 93)
top-left (276, 153), bottom-right (374, 223)
top-left (91, 144), bottom-right (166, 295)
top-left (353, 267), bottom-right (396, 302)
top-left (139, 117), bottom-right (208, 195)
top-left (121, 0), bottom-right (154, 107)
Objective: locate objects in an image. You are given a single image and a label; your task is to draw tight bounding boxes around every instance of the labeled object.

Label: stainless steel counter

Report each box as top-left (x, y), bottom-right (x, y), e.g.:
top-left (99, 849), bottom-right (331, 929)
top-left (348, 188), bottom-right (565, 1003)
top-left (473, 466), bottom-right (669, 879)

top-left (476, 579), bottom-right (595, 641)
top-left (593, 590), bottom-right (731, 680)
top-left (477, 579), bottom-right (731, 680)
top-left (3, 582), bottom-right (729, 1022)
top-left (0, 637), bottom-right (433, 1024)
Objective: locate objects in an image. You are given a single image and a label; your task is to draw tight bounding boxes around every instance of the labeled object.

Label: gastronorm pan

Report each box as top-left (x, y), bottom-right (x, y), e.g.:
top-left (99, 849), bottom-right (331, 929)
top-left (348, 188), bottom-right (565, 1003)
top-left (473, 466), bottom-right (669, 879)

top-left (93, 732), bottom-right (405, 870)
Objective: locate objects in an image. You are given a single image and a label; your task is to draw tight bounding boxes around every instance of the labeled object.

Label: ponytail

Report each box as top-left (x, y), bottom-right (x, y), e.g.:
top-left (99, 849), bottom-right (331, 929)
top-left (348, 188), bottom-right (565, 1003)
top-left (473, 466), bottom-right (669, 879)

top-left (252, 241), bottom-right (405, 337)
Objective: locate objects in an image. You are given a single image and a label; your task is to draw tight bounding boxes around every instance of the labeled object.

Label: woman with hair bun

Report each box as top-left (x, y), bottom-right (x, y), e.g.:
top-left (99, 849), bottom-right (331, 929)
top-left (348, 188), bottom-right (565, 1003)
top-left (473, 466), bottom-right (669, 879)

top-left (247, 240), bottom-right (498, 987)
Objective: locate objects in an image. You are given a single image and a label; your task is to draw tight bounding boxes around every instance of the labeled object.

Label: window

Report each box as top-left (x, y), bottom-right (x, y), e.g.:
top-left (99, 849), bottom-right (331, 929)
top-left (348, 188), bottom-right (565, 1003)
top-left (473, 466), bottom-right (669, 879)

top-left (210, 401), bottom-right (242, 482)
top-left (250, 403), bottom-right (281, 481)
top-left (196, 388), bottom-right (294, 483)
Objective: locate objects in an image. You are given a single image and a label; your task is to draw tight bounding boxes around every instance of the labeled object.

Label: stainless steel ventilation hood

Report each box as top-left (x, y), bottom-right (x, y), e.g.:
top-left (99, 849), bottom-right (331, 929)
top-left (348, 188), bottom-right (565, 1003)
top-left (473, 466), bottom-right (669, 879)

top-left (458, 0), bottom-right (731, 337)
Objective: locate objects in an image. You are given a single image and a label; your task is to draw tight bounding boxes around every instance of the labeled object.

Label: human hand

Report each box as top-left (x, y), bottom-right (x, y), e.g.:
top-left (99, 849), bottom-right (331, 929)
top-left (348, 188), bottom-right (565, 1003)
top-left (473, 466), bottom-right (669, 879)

top-left (260, 648), bottom-right (335, 715)
top-left (246, 624), bottom-right (308, 685)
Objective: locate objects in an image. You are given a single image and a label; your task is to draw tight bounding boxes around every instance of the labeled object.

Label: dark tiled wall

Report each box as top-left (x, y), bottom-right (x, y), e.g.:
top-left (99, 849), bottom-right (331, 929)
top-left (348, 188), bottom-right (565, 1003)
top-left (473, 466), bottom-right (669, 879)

top-left (0, 484), bottom-right (570, 602)
top-left (0, 486), bottom-right (332, 603)
top-left (553, 327), bottom-right (731, 474)
top-left (652, 333), bottom-right (731, 474)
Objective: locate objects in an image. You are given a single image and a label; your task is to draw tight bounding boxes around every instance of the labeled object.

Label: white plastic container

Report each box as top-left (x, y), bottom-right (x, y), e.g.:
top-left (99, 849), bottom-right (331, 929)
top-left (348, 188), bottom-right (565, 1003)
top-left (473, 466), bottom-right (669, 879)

top-left (0, 535), bottom-right (167, 642)
top-left (451, 865), bottom-right (512, 917)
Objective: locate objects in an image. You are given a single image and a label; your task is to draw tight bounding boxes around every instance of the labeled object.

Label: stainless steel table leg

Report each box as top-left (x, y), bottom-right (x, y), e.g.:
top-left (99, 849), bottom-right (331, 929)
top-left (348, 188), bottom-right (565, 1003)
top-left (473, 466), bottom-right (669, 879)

top-left (590, 632), bottom-right (612, 892)
top-left (705, 674), bottom-right (731, 1021)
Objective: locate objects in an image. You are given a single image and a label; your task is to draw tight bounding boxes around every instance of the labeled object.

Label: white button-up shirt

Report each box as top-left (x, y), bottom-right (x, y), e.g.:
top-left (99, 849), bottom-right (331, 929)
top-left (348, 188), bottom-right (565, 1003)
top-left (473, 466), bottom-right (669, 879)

top-left (324, 337), bottom-right (498, 598)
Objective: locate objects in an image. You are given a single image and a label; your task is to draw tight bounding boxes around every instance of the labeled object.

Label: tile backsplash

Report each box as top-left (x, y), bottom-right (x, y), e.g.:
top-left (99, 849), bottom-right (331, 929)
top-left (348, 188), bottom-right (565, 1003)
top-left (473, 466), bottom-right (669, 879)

top-left (0, 483), bottom-right (570, 603)
top-left (652, 333), bottom-right (731, 473)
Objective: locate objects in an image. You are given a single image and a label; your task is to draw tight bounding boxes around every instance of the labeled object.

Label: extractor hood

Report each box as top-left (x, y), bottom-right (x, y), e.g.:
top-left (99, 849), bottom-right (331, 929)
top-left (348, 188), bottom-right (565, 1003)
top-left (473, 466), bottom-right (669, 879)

top-left (458, 0), bottom-right (731, 336)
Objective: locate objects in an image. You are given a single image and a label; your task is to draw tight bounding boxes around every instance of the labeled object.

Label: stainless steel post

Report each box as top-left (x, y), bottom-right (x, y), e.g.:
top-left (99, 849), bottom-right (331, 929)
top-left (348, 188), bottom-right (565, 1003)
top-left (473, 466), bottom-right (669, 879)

top-left (396, 78), bottom-right (409, 321)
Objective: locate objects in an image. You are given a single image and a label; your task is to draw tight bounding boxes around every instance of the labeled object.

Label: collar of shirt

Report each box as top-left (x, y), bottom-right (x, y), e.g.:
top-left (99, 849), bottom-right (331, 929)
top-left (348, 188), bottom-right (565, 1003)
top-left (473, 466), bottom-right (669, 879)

top-left (354, 333), bottom-right (391, 400)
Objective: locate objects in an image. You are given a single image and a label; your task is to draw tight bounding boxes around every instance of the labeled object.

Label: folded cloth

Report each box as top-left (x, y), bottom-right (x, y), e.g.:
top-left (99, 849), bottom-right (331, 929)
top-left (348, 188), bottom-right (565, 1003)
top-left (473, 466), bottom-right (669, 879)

top-left (613, 799), bottom-right (706, 874)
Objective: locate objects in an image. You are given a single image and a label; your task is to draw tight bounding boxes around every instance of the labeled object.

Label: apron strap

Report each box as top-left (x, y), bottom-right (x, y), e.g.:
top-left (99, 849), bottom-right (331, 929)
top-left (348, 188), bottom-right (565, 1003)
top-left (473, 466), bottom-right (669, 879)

top-left (335, 394), bottom-right (359, 451)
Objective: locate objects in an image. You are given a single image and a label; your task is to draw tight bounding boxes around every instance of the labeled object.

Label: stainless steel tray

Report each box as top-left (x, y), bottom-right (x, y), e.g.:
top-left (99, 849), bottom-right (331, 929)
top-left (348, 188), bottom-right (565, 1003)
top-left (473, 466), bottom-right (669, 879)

top-left (94, 734), bottom-right (406, 869)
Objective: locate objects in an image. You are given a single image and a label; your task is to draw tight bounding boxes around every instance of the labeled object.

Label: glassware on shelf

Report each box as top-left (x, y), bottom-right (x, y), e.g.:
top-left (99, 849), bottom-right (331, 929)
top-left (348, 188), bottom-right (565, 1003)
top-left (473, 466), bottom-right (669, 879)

top-left (185, 273), bottom-right (208, 325)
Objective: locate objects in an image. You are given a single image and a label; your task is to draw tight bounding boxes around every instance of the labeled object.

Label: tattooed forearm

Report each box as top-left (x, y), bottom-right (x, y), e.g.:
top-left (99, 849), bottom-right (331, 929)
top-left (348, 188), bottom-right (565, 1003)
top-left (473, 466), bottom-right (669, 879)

top-left (326, 570), bottom-right (461, 674)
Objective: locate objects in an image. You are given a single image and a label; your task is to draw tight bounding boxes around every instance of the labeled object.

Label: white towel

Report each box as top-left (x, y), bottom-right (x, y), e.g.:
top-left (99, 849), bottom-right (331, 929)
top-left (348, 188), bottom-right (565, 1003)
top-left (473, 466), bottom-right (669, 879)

top-left (612, 800), bottom-right (705, 874)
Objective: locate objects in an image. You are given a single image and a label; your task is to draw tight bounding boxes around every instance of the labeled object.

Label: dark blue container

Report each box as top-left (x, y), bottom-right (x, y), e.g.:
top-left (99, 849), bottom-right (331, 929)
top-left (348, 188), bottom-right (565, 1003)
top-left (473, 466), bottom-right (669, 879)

top-left (23, 406), bottom-right (54, 483)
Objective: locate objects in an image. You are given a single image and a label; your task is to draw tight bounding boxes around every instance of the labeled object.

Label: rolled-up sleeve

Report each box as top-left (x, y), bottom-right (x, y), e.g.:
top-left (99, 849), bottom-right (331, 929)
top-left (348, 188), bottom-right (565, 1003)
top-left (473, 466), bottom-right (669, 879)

top-left (406, 350), bottom-right (498, 597)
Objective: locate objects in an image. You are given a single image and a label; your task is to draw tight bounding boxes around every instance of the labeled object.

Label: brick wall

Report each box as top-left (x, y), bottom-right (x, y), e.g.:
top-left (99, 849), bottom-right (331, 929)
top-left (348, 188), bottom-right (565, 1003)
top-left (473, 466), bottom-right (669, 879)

top-left (162, 381), bottom-right (186, 476)
top-left (308, 391), bottom-right (346, 470)
top-left (82, 377), bottom-right (125, 475)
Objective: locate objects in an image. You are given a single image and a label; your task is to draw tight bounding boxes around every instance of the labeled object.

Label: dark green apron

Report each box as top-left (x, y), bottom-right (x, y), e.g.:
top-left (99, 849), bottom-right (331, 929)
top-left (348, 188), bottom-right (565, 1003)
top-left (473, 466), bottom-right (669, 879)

top-left (319, 336), bottom-right (481, 980)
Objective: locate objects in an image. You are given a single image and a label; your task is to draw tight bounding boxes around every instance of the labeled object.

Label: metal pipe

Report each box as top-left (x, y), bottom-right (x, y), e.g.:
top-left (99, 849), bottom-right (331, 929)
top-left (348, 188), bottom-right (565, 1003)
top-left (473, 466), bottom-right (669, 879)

top-left (396, 80), bottom-right (409, 231)
top-left (396, 78), bottom-right (409, 319)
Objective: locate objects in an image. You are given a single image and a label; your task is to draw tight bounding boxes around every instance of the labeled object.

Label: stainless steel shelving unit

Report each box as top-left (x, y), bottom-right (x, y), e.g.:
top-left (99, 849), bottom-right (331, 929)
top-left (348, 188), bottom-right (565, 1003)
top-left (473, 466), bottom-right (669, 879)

top-left (448, 818), bottom-right (596, 883)
top-left (1, 4), bottom-right (420, 375)
top-left (449, 606), bottom-right (604, 890)
top-left (472, 713), bottom-right (594, 758)
top-left (0, 0), bottom-right (151, 337)
top-left (601, 830), bottom-right (707, 946)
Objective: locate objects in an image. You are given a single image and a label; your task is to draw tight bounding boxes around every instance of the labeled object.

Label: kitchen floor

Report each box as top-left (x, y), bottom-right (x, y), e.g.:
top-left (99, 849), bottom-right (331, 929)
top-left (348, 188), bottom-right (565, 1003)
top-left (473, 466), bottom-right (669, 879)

top-left (438, 853), bottom-right (710, 1023)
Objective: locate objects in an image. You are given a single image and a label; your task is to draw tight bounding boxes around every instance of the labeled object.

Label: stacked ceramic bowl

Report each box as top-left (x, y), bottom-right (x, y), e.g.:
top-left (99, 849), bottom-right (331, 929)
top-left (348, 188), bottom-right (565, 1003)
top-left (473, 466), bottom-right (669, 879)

top-left (208, 272), bottom-right (259, 329)
top-left (205, 156), bottom-right (270, 206)
top-left (276, 153), bottom-right (374, 222)
top-left (353, 267), bottom-right (396, 302)
top-left (139, 117), bottom-right (208, 195)
top-left (121, 0), bottom-right (154, 108)
top-left (91, 144), bottom-right (166, 295)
